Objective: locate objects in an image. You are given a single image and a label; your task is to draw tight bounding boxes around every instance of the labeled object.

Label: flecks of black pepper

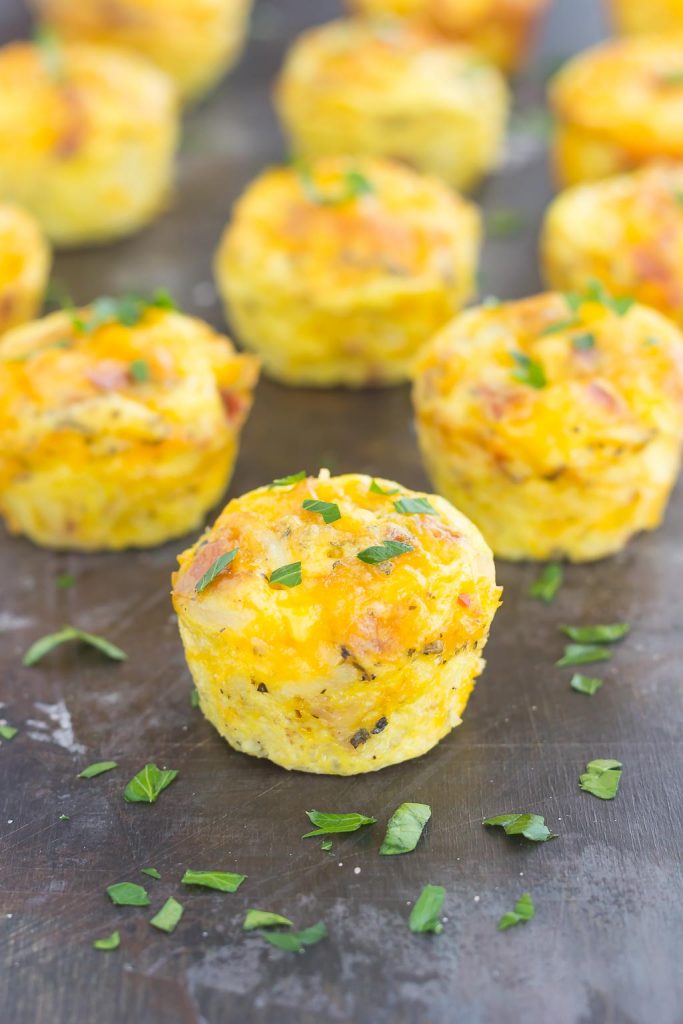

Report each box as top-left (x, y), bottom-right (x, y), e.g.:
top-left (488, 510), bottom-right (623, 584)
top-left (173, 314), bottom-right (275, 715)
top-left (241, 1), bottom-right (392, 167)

top-left (257, 683), bottom-right (268, 693)
top-left (372, 717), bottom-right (387, 734)
top-left (350, 728), bottom-right (370, 749)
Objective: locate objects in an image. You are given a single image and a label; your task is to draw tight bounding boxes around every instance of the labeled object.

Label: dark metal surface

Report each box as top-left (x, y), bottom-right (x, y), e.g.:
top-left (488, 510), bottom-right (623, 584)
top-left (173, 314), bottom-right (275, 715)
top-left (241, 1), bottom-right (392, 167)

top-left (1, 2), bottom-right (682, 1022)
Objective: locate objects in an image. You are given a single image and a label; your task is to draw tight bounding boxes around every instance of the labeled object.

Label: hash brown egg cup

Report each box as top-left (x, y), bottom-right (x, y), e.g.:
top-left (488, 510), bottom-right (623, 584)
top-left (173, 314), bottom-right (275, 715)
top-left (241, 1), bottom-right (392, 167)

top-left (542, 163), bottom-right (683, 329)
top-left (609, 0), bottom-right (683, 34)
top-left (31, 0), bottom-right (253, 104)
top-left (0, 298), bottom-right (259, 550)
top-left (412, 293), bottom-right (683, 562)
top-left (348, 0), bottom-right (550, 75)
top-left (550, 36), bottom-right (683, 188)
top-left (215, 157), bottom-right (481, 387)
top-left (0, 204), bottom-right (51, 335)
top-left (172, 471), bottom-right (501, 775)
top-left (0, 41), bottom-right (178, 247)
top-left (275, 19), bottom-right (509, 193)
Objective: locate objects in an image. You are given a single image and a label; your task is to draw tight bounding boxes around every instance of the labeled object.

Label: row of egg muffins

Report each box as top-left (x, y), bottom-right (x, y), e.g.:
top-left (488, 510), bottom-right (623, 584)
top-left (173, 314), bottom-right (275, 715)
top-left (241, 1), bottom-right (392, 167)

top-left (5, 0), bottom-right (683, 777)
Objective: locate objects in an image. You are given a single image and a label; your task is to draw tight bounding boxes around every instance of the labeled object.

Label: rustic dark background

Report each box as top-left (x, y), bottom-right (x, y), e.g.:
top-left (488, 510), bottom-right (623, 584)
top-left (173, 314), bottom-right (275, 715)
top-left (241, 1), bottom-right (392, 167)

top-left (1, 1), bottom-right (682, 1022)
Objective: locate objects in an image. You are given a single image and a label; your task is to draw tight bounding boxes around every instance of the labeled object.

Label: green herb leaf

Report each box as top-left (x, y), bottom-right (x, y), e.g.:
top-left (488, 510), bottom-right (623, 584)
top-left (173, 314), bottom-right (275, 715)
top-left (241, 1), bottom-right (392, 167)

top-left (556, 643), bottom-right (612, 667)
top-left (356, 541), bottom-right (413, 565)
top-left (498, 892), bottom-right (535, 931)
top-left (107, 882), bottom-right (149, 907)
top-left (129, 359), bottom-right (150, 383)
top-left (269, 562), bottom-right (302, 588)
top-left (572, 332), bottom-right (595, 351)
top-left (190, 688), bottom-right (200, 708)
top-left (243, 910), bottom-right (293, 931)
top-left (123, 763), bottom-right (178, 804)
top-left (559, 623), bottom-right (629, 644)
top-left (93, 931), bottom-right (120, 951)
top-left (78, 761), bottom-right (117, 779)
top-left (379, 802), bottom-right (431, 856)
top-left (0, 725), bottom-right (18, 741)
top-left (141, 868), bottom-right (161, 879)
top-left (539, 318), bottom-right (578, 336)
top-left (194, 548), bottom-right (239, 594)
top-left (56, 573), bottom-right (75, 589)
top-left (59, 814), bottom-right (70, 822)
top-left (259, 921), bottom-right (327, 953)
top-left (34, 25), bottom-right (64, 80)
top-left (302, 499), bottom-right (341, 524)
top-left (409, 885), bottom-right (445, 934)
top-left (150, 897), bottom-right (184, 933)
top-left (369, 479), bottom-right (399, 496)
top-left (394, 497), bottom-right (436, 516)
top-left (528, 562), bottom-right (563, 603)
top-left (320, 840), bottom-right (333, 852)
top-left (77, 292), bottom-right (178, 334)
top-left (510, 351), bottom-right (547, 388)
top-left (181, 869), bottom-right (246, 893)
top-left (270, 471), bottom-right (306, 488)
top-left (23, 626), bottom-right (126, 666)
top-left (298, 165), bottom-right (374, 205)
top-left (570, 673), bottom-right (603, 696)
top-left (486, 208), bottom-right (526, 239)
top-left (584, 280), bottom-right (634, 316)
top-left (302, 809), bottom-right (377, 838)
top-left (484, 812), bottom-right (557, 842)
top-left (579, 759), bottom-right (623, 800)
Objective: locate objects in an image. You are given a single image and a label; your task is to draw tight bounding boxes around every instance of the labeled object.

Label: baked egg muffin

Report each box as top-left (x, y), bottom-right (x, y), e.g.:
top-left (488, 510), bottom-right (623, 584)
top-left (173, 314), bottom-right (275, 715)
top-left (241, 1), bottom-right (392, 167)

top-left (0, 40), bottom-right (178, 246)
top-left (0, 295), bottom-right (259, 550)
top-left (610, 0), bottom-right (683, 34)
top-left (275, 18), bottom-right (509, 193)
top-left (172, 471), bottom-right (501, 775)
top-left (550, 35), bottom-right (683, 188)
top-left (31, 0), bottom-right (253, 103)
top-left (0, 204), bottom-right (51, 335)
top-left (412, 292), bottom-right (683, 561)
top-left (348, 0), bottom-right (550, 75)
top-left (215, 157), bottom-right (481, 387)
top-left (542, 163), bottom-right (683, 329)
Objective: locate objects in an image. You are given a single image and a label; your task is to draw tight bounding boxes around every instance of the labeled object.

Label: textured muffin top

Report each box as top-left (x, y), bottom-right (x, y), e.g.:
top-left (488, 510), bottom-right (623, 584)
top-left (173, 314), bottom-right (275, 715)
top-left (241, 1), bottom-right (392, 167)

top-left (550, 35), bottom-right (683, 155)
top-left (219, 156), bottom-right (480, 300)
top-left (413, 291), bottom-right (683, 477)
top-left (0, 204), bottom-right (49, 296)
top-left (173, 471), bottom-right (500, 678)
top-left (0, 41), bottom-right (176, 159)
top-left (0, 298), bottom-right (258, 459)
top-left (277, 18), bottom-right (507, 111)
top-left (351, 0), bottom-right (547, 26)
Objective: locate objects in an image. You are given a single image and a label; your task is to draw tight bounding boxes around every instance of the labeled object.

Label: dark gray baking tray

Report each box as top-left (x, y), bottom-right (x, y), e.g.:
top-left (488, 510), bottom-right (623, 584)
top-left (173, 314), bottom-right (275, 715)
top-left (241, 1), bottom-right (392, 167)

top-left (1, 1), bottom-right (681, 1022)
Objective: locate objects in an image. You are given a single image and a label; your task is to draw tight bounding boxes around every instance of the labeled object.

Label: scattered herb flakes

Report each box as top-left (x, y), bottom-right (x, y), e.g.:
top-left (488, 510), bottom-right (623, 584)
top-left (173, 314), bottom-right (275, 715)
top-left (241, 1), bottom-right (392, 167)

top-left (556, 643), bottom-right (612, 667)
top-left (369, 479), bottom-right (399, 496)
top-left (579, 759), bottom-right (623, 800)
top-left (394, 497), bottom-right (436, 516)
top-left (487, 208), bottom-right (526, 239)
top-left (181, 869), bottom-right (246, 893)
top-left (572, 332), bottom-right (595, 351)
top-left (269, 561), bottom-right (302, 588)
top-left (93, 931), bottom-right (120, 951)
top-left (194, 548), bottom-right (239, 593)
top-left (498, 892), bottom-right (535, 931)
top-left (107, 882), bottom-right (149, 907)
top-left (380, 802), bottom-right (431, 856)
top-left (270, 471), bottom-right (306, 488)
top-left (124, 763), bottom-right (178, 804)
top-left (259, 921), bottom-right (327, 953)
top-left (150, 897), bottom-right (184, 934)
top-left (357, 540), bottom-right (413, 565)
top-left (560, 623), bottom-right (629, 644)
top-left (570, 673), bottom-right (603, 696)
top-left (34, 25), bottom-right (64, 79)
top-left (77, 292), bottom-right (177, 334)
top-left (0, 725), bottom-right (18, 741)
top-left (190, 688), bottom-right (200, 708)
top-left (528, 562), bottom-right (563, 603)
top-left (303, 810), bottom-right (377, 839)
top-left (23, 626), bottom-right (126, 666)
top-left (129, 359), bottom-right (150, 383)
top-left (580, 280), bottom-right (635, 317)
top-left (484, 812), bottom-right (557, 842)
top-left (409, 885), bottom-right (445, 934)
top-left (299, 165), bottom-right (374, 205)
top-left (59, 814), bottom-right (70, 822)
top-left (56, 573), bottom-right (75, 589)
top-left (78, 761), bottom-right (117, 779)
top-left (510, 351), bottom-right (547, 389)
top-left (141, 868), bottom-right (161, 880)
top-left (539, 317), bottom-right (578, 337)
top-left (320, 840), bottom-right (333, 852)
top-left (243, 910), bottom-right (293, 931)
top-left (302, 498), bottom-right (341, 524)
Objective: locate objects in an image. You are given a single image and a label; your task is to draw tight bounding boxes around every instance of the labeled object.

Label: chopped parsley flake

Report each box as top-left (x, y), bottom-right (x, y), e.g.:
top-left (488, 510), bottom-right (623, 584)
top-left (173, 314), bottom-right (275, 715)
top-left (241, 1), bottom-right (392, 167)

top-left (556, 644), bottom-right (612, 667)
top-left (510, 351), bottom-right (547, 389)
top-left (302, 810), bottom-right (376, 838)
top-left (394, 497), bottom-right (436, 516)
top-left (356, 540), bottom-right (413, 564)
top-left (579, 759), bottom-right (623, 800)
top-left (484, 812), bottom-right (557, 842)
top-left (78, 761), bottom-right (117, 779)
top-left (124, 763), bottom-right (178, 804)
top-left (107, 882), bottom-right (149, 907)
top-left (190, 689), bottom-right (200, 708)
top-left (258, 920), bottom-right (327, 953)
top-left (93, 931), bottom-right (120, 951)
top-left (150, 897), bottom-right (184, 933)
top-left (269, 561), bottom-right (302, 588)
top-left (58, 814), bottom-right (70, 822)
top-left (409, 885), bottom-right (445, 934)
top-left (75, 291), bottom-right (177, 334)
top-left (243, 910), bottom-right (293, 931)
top-left (181, 869), bottom-right (246, 892)
top-left (0, 725), bottom-right (18, 741)
top-left (129, 359), bottom-right (150, 383)
top-left (560, 623), bottom-right (629, 644)
top-left (302, 498), bottom-right (341, 524)
top-left (270, 471), bottom-right (306, 488)
top-left (369, 479), bottom-right (399, 496)
top-left (379, 802), bottom-right (431, 856)
top-left (498, 892), bottom-right (535, 931)
top-left (572, 332), bottom-right (595, 351)
top-left (194, 548), bottom-right (239, 593)
top-left (298, 165), bottom-right (374, 205)
top-left (528, 562), bottom-right (563, 603)
top-left (56, 573), bottom-right (75, 589)
top-left (570, 674), bottom-right (604, 696)
top-left (23, 626), bottom-right (126, 666)
top-left (540, 318), bottom-right (577, 336)
top-left (141, 868), bottom-right (161, 879)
